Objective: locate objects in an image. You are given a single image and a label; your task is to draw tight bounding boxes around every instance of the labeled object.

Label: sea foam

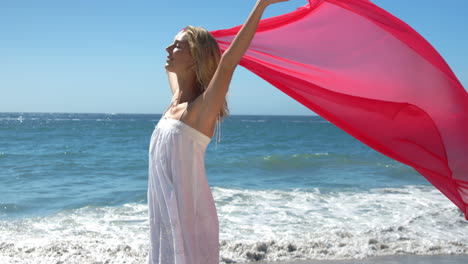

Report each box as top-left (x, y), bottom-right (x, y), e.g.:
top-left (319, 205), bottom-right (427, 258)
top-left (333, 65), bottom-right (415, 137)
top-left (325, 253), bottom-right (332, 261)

top-left (1, 186), bottom-right (467, 263)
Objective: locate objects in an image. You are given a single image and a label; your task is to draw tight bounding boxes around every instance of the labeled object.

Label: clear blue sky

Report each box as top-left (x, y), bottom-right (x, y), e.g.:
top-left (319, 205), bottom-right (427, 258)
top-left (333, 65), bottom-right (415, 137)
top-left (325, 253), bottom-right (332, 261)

top-left (1, 0), bottom-right (467, 115)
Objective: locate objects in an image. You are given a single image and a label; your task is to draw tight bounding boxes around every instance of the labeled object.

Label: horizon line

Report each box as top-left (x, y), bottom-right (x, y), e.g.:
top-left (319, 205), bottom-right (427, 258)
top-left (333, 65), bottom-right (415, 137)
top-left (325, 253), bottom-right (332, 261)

top-left (0, 111), bottom-right (318, 117)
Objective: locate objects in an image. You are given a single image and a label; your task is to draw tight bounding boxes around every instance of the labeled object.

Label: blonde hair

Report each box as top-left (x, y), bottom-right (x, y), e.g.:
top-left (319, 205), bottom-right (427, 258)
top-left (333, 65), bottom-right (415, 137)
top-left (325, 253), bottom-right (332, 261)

top-left (182, 25), bottom-right (229, 118)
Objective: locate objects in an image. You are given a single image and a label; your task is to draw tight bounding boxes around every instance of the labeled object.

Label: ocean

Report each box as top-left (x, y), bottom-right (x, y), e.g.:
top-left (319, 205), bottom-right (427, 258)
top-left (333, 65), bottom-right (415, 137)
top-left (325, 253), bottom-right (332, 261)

top-left (0, 112), bottom-right (466, 263)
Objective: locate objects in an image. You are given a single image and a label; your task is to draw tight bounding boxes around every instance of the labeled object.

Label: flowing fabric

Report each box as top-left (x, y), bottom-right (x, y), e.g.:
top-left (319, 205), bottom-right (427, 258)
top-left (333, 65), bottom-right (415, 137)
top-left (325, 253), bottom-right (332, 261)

top-left (211, 0), bottom-right (468, 218)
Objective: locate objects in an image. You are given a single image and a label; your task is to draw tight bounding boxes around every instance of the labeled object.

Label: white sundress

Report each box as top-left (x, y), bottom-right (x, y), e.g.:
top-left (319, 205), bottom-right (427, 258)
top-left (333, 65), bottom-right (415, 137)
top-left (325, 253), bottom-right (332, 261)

top-left (147, 116), bottom-right (219, 264)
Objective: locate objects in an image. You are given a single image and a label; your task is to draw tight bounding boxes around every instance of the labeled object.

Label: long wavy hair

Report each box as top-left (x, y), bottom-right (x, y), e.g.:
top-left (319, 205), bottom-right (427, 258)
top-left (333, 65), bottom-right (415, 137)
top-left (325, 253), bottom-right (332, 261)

top-left (182, 25), bottom-right (229, 118)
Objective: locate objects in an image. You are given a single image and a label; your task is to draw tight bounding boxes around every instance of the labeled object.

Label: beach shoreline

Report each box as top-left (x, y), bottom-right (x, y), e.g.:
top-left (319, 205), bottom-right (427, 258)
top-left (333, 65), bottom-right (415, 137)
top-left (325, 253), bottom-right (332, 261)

top-left (2, 113), bottom-right (467, 263)
top-left (238, 254), bottom-right (468, 264)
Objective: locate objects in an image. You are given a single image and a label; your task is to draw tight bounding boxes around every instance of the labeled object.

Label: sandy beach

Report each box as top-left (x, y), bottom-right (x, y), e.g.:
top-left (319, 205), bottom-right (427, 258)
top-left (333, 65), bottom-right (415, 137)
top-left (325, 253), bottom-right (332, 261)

top-left (239, 255), bottom-right (468, 264)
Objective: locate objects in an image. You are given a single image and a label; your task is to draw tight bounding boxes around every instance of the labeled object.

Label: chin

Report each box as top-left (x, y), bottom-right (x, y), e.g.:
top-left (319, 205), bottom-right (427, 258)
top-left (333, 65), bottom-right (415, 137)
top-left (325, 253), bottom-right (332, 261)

top-left (165, 64), bottom-right (174, 71)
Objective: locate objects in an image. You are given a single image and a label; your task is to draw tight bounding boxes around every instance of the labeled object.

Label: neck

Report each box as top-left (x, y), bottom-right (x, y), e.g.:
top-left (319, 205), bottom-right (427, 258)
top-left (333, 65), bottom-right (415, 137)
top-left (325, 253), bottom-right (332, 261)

top-left (174, 73), bottom-right (199, 104)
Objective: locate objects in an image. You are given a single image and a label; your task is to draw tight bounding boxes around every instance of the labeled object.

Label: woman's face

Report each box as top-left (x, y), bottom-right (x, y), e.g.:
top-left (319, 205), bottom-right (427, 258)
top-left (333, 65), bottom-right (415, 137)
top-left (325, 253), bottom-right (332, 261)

top-left (165, 32), bottom-right (194, 73)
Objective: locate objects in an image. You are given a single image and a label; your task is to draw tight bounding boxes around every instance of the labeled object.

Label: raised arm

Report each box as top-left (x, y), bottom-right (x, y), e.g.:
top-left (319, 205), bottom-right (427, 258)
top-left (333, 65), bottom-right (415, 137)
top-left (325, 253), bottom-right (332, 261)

top-left (221, 0), bottom-right (288, 71)
top-left (198, 0), bottom-right (289, 120)
top-left (167, 71), bottom-right (178, 95)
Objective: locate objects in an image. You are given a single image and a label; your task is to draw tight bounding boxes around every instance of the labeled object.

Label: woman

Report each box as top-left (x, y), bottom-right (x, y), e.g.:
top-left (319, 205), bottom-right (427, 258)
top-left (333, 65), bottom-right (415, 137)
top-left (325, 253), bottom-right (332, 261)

top-left (147, 0), bottom-right (289, 263)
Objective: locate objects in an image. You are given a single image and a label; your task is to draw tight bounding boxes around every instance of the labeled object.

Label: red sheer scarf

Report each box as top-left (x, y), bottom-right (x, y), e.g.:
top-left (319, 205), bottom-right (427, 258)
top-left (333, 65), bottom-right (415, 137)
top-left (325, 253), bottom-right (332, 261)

top-left (211, 0), bottom-right (468, 218)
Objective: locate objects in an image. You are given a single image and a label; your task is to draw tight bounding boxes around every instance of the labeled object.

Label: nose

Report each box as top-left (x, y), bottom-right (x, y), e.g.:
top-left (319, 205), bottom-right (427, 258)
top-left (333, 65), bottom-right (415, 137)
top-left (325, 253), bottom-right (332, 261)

top-left (166, 44), bottom-right (174, 54)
